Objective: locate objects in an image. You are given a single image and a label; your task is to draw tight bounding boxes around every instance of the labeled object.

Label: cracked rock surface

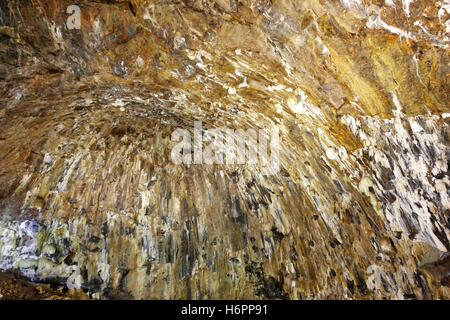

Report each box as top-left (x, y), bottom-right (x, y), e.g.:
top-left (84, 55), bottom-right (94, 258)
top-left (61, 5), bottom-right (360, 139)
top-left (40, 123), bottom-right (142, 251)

top-left (0, 0), bottom-right (448, 299)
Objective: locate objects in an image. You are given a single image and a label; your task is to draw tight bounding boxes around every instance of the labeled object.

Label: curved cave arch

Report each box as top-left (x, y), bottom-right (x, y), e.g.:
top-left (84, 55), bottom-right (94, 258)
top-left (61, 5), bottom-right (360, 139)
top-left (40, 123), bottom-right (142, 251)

top-left (0, 0), bottom-right (448, 299)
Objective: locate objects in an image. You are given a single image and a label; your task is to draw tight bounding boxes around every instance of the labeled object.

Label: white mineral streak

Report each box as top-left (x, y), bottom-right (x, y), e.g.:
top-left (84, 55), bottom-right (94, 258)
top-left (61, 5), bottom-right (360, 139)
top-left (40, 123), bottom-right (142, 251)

top-left (385, 0), bottom-right (395, 7)
top-left (412, 54), bottom-right (424, 86)
top-left (341, 112), bottom-right (449, 252)
top-left (287, 89), bottom-right (325, 122)
top-left (438, 1), bottom-right (450, 32)
top-left (340, 0), bottom-right (362, 10)
top-left (366, 15), bottom-right (416, 41)
top-left (402, 0), bottom-right (415, 18)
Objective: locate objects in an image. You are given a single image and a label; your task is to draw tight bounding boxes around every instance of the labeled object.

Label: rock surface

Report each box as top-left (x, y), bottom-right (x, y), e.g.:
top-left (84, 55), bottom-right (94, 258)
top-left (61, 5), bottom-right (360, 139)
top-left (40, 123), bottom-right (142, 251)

top-left (0, 271), bottom-right (90, 300)
top-left (0, 0), bottom-right (448, 299)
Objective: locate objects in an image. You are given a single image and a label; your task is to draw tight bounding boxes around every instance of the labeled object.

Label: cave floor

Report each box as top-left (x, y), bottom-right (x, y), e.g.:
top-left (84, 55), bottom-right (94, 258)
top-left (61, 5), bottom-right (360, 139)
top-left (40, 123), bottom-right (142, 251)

top-left (0, 271), bottom-right (90, 300)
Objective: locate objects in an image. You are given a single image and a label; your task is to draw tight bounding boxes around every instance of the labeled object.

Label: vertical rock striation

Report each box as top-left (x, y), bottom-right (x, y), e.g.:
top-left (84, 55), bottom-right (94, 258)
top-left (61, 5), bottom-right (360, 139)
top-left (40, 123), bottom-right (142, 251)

top-left (0, 0), bottom-right (448, 299)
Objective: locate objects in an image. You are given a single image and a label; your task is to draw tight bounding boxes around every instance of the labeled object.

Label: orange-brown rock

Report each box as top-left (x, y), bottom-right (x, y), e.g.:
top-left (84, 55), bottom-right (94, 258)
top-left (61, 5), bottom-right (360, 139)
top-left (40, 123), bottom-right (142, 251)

top-left (0, 0), bottom-right (448, 299)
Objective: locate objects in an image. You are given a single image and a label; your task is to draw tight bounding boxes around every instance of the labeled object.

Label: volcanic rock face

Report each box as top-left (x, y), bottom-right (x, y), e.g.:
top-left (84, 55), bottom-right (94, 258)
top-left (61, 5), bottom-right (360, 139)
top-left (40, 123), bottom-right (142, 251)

top-left (0, 0), bottom-right (448, 299)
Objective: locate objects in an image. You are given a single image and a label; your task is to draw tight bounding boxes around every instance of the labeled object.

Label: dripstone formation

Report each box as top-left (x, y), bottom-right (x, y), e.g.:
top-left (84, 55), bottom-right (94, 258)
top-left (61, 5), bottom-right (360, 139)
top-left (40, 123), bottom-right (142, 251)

top-left (0, 0), bottom-right (448, 299)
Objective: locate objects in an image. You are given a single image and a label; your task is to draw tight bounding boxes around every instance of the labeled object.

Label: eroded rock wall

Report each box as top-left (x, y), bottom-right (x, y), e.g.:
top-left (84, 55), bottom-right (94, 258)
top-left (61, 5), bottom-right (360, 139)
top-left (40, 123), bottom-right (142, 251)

top-left (0, 0), bottom-right (448, 299)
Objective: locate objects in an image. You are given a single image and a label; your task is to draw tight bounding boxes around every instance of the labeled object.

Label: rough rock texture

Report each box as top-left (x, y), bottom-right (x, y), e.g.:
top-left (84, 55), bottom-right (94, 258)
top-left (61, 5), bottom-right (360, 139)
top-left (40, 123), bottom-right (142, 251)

top-left (0, 0), bottom-right (448, 299)
top-left (0, 271), bottom-right (90, 300)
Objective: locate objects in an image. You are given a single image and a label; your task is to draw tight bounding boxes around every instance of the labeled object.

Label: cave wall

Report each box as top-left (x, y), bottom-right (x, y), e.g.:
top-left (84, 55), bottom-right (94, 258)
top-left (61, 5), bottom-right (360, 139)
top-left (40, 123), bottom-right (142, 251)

top-left (0, 0), bottom-right (448, 299)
